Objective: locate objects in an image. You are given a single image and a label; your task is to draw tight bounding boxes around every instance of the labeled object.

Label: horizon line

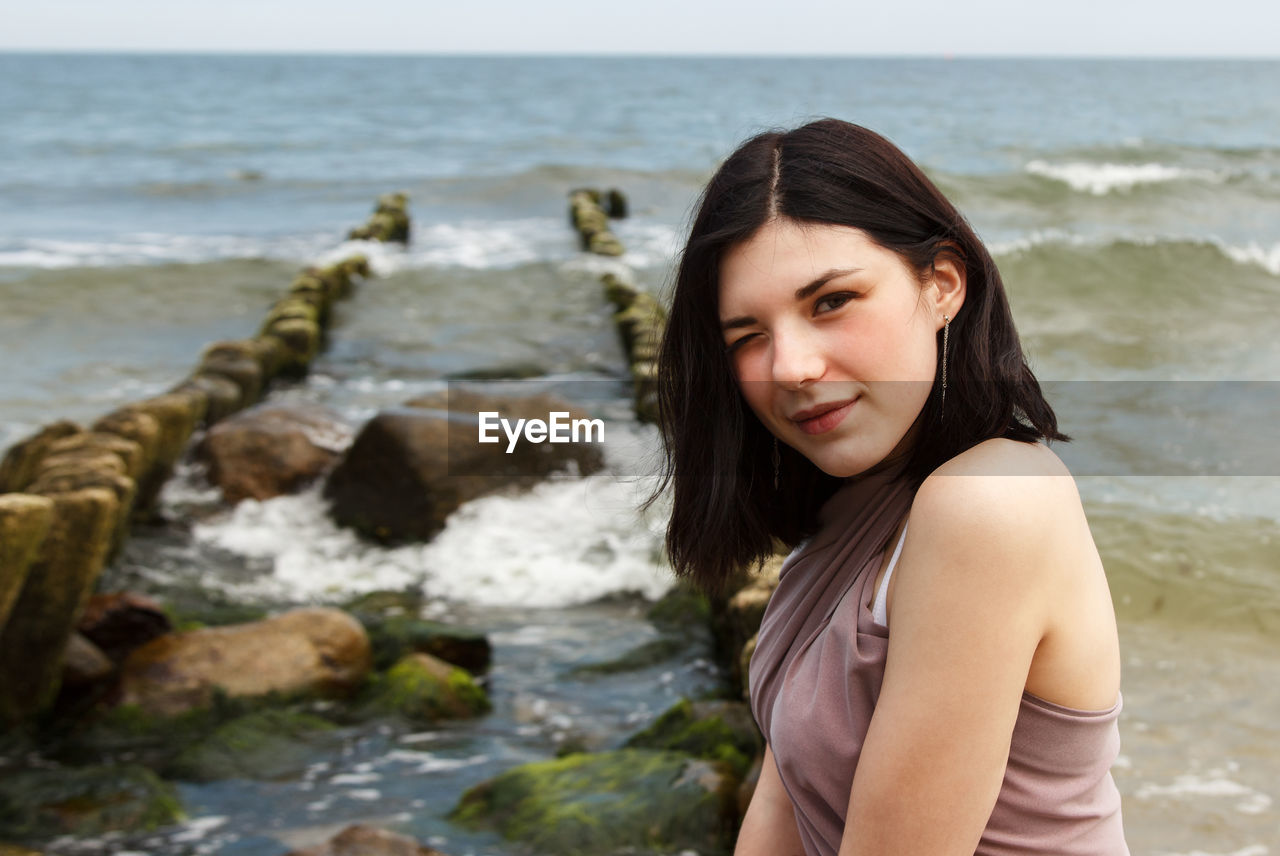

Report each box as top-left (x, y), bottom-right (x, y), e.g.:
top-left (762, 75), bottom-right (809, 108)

top-left (2, 47), bottom-right (1279, 61)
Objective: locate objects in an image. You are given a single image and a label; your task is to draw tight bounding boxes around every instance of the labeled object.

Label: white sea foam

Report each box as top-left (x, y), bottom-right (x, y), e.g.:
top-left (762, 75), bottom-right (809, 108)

top-left (1025, 160), bottom-right (1224, 195)
top-left (190, 423), bottom-right (672, 607)
top-left (317, 218), bottom-right (573, 275)
top-left (1136, 771), bottom-right (1273, 816)
top-left (1222, 241), bottom-right (1280, 276)
top-left (170, 816), bottom-right (229, 843)
top-left (0, 232), bottom-right (336, 269)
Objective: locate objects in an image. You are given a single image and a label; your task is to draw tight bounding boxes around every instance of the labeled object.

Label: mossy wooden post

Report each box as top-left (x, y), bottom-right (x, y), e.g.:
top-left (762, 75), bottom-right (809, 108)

top-left (568, 189), bottom-right (625, 256)
top-left (94, 393), bottom-right (205, 513)
top-left (0, 494), bottom-right (55, 637)
top-left (0, 420), bottom-right (82, 494)
top-left (0, 487), bottom-right (119, 725)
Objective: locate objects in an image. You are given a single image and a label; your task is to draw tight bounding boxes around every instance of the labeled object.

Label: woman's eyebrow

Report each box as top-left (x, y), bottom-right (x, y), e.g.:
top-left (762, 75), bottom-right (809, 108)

top-left (720, 267), bottom-right (865, 331)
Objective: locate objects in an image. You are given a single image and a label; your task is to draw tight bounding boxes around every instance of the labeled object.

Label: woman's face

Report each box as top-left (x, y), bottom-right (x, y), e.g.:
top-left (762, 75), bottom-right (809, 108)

top-left (718, 218), bottom-right (962, 478)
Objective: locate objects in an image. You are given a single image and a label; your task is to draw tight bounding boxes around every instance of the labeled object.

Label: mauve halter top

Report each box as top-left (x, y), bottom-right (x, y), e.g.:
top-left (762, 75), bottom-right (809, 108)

top-left (747, 466), bottom-right (1129, 856)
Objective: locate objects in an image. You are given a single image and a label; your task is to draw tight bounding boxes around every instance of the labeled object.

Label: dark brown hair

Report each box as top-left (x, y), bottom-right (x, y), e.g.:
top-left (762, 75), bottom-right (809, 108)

top-left (652, 118), bottom-right (1067, 595)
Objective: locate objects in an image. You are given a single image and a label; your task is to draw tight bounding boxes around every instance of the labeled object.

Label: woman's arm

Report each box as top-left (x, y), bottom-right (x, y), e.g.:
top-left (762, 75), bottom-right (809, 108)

top-left (838, 445), bottom-right (1071, 856)
top-left (736, 744), bottom-right (807, 856)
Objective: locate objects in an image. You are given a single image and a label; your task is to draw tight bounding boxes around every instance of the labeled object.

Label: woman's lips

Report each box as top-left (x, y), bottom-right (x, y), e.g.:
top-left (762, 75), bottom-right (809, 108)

top-left (792, 398), bottom-right (857, 435)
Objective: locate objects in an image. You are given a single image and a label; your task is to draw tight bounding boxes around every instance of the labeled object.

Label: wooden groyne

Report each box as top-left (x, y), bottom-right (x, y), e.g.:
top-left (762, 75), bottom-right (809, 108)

top-left (565, 187), bottom-right (666, 424)
top-left (0, 197), bottom-right (406, 727)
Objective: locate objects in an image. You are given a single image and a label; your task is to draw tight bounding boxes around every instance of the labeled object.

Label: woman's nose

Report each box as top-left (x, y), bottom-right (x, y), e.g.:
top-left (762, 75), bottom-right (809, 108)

top-left (771, 327), bottom-right (826, 388)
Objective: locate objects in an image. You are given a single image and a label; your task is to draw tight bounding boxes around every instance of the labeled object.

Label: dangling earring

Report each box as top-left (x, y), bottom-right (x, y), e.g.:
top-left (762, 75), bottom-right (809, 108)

top-left (772, 438), bottom-right (781, 490)
top-left (940, 314), bottom-right (950, 420)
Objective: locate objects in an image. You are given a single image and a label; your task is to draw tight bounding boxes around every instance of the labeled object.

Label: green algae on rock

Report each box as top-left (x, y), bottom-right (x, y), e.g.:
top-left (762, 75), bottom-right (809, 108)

top-left (450, 749), bottom-right (737, 855)
top-left (365, 653), bottom-right (490, 724)
top-left (166, 709), bottom-right (337, 782)
top-left (623, 698), bottom-right (762, 780)
top-left (0, 764), bottom-right (182, 841)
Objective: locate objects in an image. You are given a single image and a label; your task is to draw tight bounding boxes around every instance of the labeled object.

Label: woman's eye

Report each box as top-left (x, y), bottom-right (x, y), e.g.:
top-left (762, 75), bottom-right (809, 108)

top-left (815, 292), bottom-right (856, 313)
top-left (725, 333), bottom-right (757, 354)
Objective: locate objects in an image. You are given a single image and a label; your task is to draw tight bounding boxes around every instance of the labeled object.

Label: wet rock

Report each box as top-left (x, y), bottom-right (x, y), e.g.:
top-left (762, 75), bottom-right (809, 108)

top-left (0, 764), bottom-right (182, 840)
top-left (0, 420), bottom-right (82, 493)
top-left (344, 590), bottom-right (490, 672)
top-left (366, 653), bottom-right (490, 723)
top-left (624, 698), bottom-right (762, 780)
top-left (166, 709), bottom-right (336, 782)
top-left (60, 632), bottom-right (115, 688)
top-left (362, 616), bottom-right (491, 674)
top-left (646, 582), bottom-right (712, 631)
top-left (287, 824), bottom-right (449, 856)
top-left (451, 749), bottom-right (737, 855)
top-left (567, 637), bottom-right (686, 677)
top-left (117, 607), bottom-right (371, 718)
top-left (325, 389), bottom-right (604, 542)
top-left (0, 494), bottom-right (54, 635)
top-left (0, 488), bottom-right (119, 725)
top-left (194, 403), bottom-right (350, 503)
top-left (77, 592), bottom-right (172, 664)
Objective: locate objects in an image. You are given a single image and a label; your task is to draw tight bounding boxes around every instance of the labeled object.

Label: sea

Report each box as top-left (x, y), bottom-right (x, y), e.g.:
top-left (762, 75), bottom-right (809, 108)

top-left (1, 53), bottom-right (1278, 856)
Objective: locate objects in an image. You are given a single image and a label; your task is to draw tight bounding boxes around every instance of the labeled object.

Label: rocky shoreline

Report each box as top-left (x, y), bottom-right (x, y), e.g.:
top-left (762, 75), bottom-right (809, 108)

top-left (0, 191), bottom-right (786, 856)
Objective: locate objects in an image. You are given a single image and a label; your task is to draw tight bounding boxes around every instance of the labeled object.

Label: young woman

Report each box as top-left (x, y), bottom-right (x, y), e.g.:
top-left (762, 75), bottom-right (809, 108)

top-left (653, 119), bottom-right (1128, 855)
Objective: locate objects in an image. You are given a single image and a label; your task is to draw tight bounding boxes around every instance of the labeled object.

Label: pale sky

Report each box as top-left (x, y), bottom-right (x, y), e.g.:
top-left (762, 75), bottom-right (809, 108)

top-left (3, 0), bottom-right (1278, 57)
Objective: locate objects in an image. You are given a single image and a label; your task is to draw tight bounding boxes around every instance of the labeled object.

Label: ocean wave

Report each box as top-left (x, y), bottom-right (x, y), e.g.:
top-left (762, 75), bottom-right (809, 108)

top-left (0, 232), bottom-right (336, 269)
top-left (1024, 160), bottom-right (1227, 195)
top-left (1222, 241), bottom-right (1280, 276)
top-left (990, 232), bottom-right (1280, 279)
top-left (0, 216), bottom-right (680, 274)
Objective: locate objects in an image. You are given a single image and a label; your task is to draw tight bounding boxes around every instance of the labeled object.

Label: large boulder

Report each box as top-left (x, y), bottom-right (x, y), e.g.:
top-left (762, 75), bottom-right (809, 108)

top-left (325, 389), bottom-right (604, 542)
top-left (287, 824), bottom-right (448, 856)
top-left (117, 607), bottom-right (371, 717)
top-left (0, 487), bottom-right (119, 725)
top-left (194, 403), bottom-right (350, 503)
top-left (0, 493), bottom-right (55, 634)
top-left (451, 749), bottom-right (738, 855)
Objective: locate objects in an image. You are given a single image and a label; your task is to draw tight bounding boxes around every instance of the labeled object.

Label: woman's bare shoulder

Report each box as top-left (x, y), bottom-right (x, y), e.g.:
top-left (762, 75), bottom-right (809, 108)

top-left (912, 438), bottom-right (1083, 544)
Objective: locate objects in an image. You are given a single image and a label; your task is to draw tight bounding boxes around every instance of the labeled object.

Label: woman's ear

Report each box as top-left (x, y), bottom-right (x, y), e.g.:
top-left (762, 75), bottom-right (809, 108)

top-left (930, 250), bottom-right (966, 326)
